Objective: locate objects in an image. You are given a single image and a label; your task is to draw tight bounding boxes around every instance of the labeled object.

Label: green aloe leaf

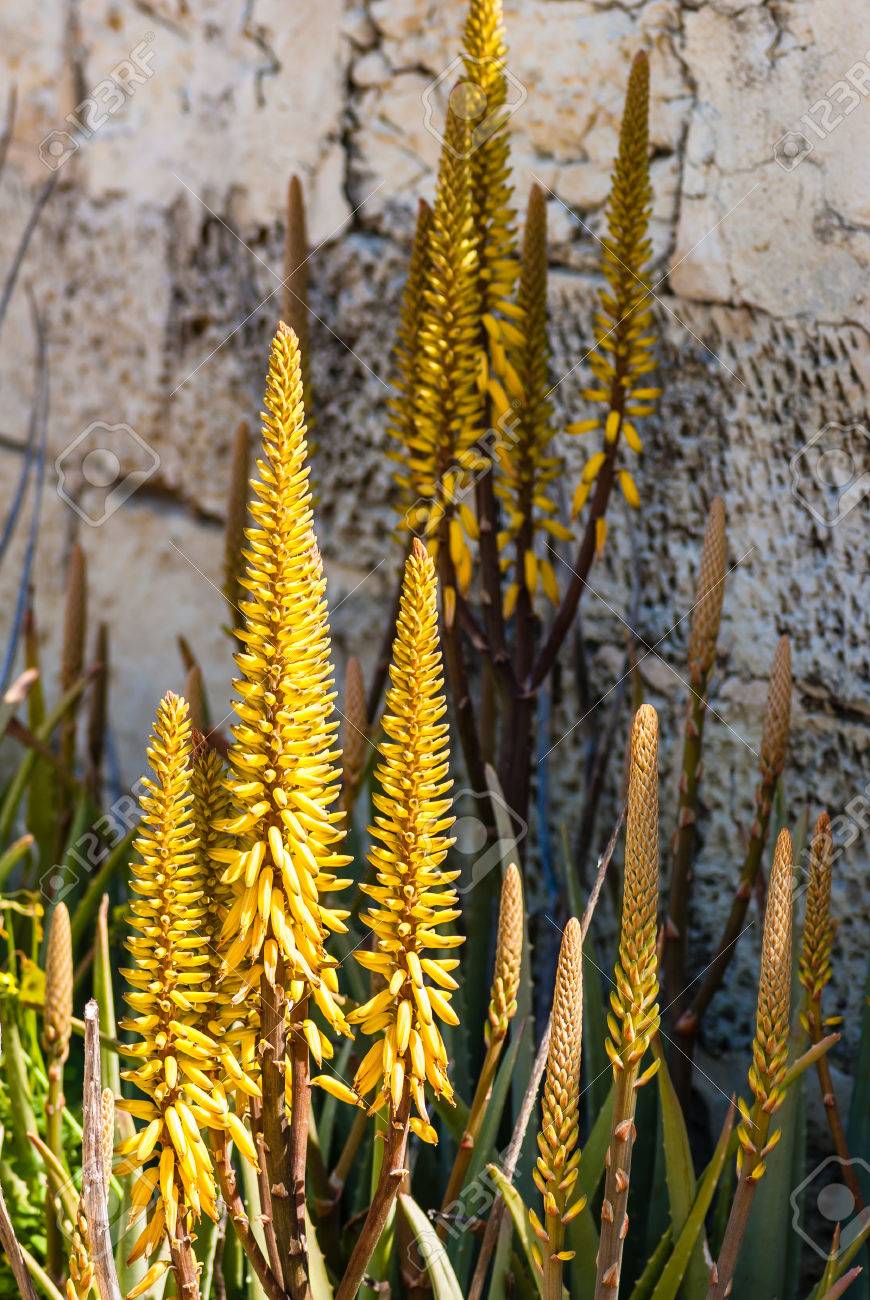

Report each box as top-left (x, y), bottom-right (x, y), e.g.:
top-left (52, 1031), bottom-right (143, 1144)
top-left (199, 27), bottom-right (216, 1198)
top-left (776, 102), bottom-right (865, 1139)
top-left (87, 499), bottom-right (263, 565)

top-left (305, 1205), bottom-right (335, 1300)
top-left (485, 1165), bottom-right (543, 1299)
top-left (398, 1193), bottom-right (464, 1300)
top-left (648, 1097), bottom-right (735, 1300)
top-left (652, 1036), bottom-right (708, 1297)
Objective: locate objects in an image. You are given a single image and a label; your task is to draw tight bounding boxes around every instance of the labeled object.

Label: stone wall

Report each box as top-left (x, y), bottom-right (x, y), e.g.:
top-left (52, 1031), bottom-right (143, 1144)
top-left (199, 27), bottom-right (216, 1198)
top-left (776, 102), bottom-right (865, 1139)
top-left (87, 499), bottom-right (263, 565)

top-left (0, 0), bottom-right (868, 1071)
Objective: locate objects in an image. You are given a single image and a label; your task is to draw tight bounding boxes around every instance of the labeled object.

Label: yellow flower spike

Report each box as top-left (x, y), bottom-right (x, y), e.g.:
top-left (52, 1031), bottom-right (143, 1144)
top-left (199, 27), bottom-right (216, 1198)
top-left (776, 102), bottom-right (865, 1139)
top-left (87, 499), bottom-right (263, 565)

top-left (596, 705), bottom-right (660, 1297)
top-left (351, 540), bottom-right (462, 1131)
top-left (119, 694), bottom-right (233, 1266)
top-left (494, 184), bottom-right (567, 609)
top-left (710, 829), bottom-right (793, 1300)
top-left (574, 52), bottom-right (658, 557)
top-left (393, 104), bottom-right (483, 564)
top-left (534, 917), bottom-right (583, 1300)
top-left (487, 863), bottom-right (524, 1044)
top-left (218, 323), bottom-right (351, 1031)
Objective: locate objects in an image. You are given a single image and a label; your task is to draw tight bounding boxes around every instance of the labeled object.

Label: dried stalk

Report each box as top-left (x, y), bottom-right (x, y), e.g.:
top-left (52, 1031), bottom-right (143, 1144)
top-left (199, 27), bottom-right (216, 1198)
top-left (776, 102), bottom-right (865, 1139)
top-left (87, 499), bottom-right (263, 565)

top-left (82, 1000), bottom-right (122, 1300)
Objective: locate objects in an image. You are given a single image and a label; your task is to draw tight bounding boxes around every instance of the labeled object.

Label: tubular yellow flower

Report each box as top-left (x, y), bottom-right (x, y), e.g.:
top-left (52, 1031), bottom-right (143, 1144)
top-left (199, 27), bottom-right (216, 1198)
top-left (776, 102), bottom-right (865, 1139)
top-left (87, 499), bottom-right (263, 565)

top-left (531, 917), bottom-right (584, 1300)
top-left (573, 51), bottom-right (657, 540)
top-left (216, 322), bottom-right (352, 1041)
top-left (736, 827), bottom-right (793, 1181)
top-left (342, 539), bottom-right (462, 1132)
top-left (596, 704), bottom-right (660, 1298)
top-left (407, 105), bottom-right (484, 595)
top-left (495, 185), bottom-right (565, 611)
top-left (116, 694), bottom-right (225, 1262)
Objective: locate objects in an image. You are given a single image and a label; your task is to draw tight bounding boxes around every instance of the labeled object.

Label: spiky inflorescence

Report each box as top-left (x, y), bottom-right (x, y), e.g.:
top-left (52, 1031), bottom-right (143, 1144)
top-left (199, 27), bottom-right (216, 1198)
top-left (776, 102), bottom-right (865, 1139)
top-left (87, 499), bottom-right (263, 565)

top-left (570, 52), bottom-right (657, 541)
top-left (43, 902), bottom-right (73, 1063)
top-left (461, 0), bottom-right (520, 326)
top-left (215, 324), bottom-right (351, 1045)
top-left (799, 813), bottom-right (835, 1010)
top-left (686, 497), bottom-right (727, 682)
top-left (487, 863), bottom-right (524, 1043)
top-left (607, 704), bottom-right (661, 1070)
top-left (190, 738), bottom-right (260, 1104)
top-left (388, 198), bottom-right (433, 527)
top-left (406, 107), bottom-right (484, 598)
top-left (737, 827), bottom-right (793, 1180)
top-left (530, 917), bottom-right (585, 1290)
top-left (337, 540), bottom-right (462, 1143)
top-left (759, 636), bottom-right (792, 785)
top-left (341, 655), bottom-right (368, 803)
top-left (116, 694), bottom-right (247, 1265)
top-left (497, 185), bottom-right (567, 618)
top-left (284, 175), bottom-right (315, 454)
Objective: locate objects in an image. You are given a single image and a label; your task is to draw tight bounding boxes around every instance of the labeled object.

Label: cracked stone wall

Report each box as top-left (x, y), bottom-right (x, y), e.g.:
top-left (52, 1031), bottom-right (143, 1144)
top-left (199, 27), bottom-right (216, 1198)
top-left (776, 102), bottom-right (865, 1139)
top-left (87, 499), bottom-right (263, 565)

top-left (0, 0), bottom-right (868, 1089)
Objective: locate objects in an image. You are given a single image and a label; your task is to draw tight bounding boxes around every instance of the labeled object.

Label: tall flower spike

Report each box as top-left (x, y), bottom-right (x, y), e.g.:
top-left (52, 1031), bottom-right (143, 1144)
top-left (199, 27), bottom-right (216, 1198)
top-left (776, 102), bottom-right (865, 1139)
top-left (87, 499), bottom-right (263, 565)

top-left (596, 704), bottom-right (660, 1298)
top-left (709, 830), bottom-right (793, 1299)
top-left (799, 812), bottom-right (835, 1006)
top-left (43, 901), bottom-right (73, 1064)
top-left (570, 51), bottom-right (657, 533)
top-left (336, 540), bottom-right (462, 1142)
top-left (461, 0), bottom-right (520, 326)
top-left (217, 322), bottom-right (351, 1039)
top-left (797, 814), bottom-right (863, 1206)
top-left (759, 635), bottom-right (792, 784)
top-left (487, 861), bottom-right (524, 1044)
top-left (686, 496), bottom-right (727, 683)
top-left (497, 185), bottom-right (566, 619)
top-left (410, 105), bottom-right (485, 596)
top-left (389, 198), bottom-right (433, 533)
top-left (115, 695), bottom-right (232, 1267)
top-left (531, 917), bottom-right (584, 1300)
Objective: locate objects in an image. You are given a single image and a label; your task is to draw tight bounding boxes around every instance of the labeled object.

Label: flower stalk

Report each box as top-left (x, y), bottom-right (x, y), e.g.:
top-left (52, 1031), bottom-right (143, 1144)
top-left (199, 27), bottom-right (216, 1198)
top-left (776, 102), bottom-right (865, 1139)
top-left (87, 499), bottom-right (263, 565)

top-left (595, 704), bottom-right (661, 1298)
top-left (798, 812), bottom-right (864, 1207)
top-left (708, 827), bottom-right (794, 1299)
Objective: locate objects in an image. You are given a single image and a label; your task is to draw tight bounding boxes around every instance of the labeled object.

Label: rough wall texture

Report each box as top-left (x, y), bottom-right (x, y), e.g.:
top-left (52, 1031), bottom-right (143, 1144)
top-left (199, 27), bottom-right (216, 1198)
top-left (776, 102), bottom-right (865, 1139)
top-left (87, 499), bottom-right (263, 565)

top-left (1, 0), bottom-right (868, 1086)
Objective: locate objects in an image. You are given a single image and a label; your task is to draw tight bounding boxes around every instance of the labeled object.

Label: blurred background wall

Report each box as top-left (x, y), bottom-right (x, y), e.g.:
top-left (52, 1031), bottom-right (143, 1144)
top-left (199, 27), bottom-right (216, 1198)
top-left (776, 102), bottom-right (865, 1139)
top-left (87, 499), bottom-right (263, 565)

top-left (0, 0), bottom-right (868, 1071)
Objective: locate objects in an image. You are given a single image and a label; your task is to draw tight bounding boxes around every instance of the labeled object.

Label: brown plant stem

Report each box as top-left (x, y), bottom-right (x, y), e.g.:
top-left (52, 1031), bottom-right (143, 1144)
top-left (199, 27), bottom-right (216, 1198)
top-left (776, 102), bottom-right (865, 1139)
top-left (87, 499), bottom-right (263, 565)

top-left (706, 1172), bottom-right (757, 1300)
top-left (439, 1035), bottom-right (504, 1230)
top-left (673, 768), bottom-right (777, 1051)
top-left (82, 1001), bottom-right (122, 1300)
top-left (250, 1103), bottom-right (284, 1284)
top-left (210, 1130), bottom-right (288, 1300)
top-left (169, 1221), bottom-right (202, 1300)
top-left (335, 1095), bottom-right (411, 1300)
top-left (259, 970), bottom-right (294, 1291)
top-left (287, 1002), bottom-right (312, 1300)
top-left (806, 1001), bottom-right (865, 1207)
